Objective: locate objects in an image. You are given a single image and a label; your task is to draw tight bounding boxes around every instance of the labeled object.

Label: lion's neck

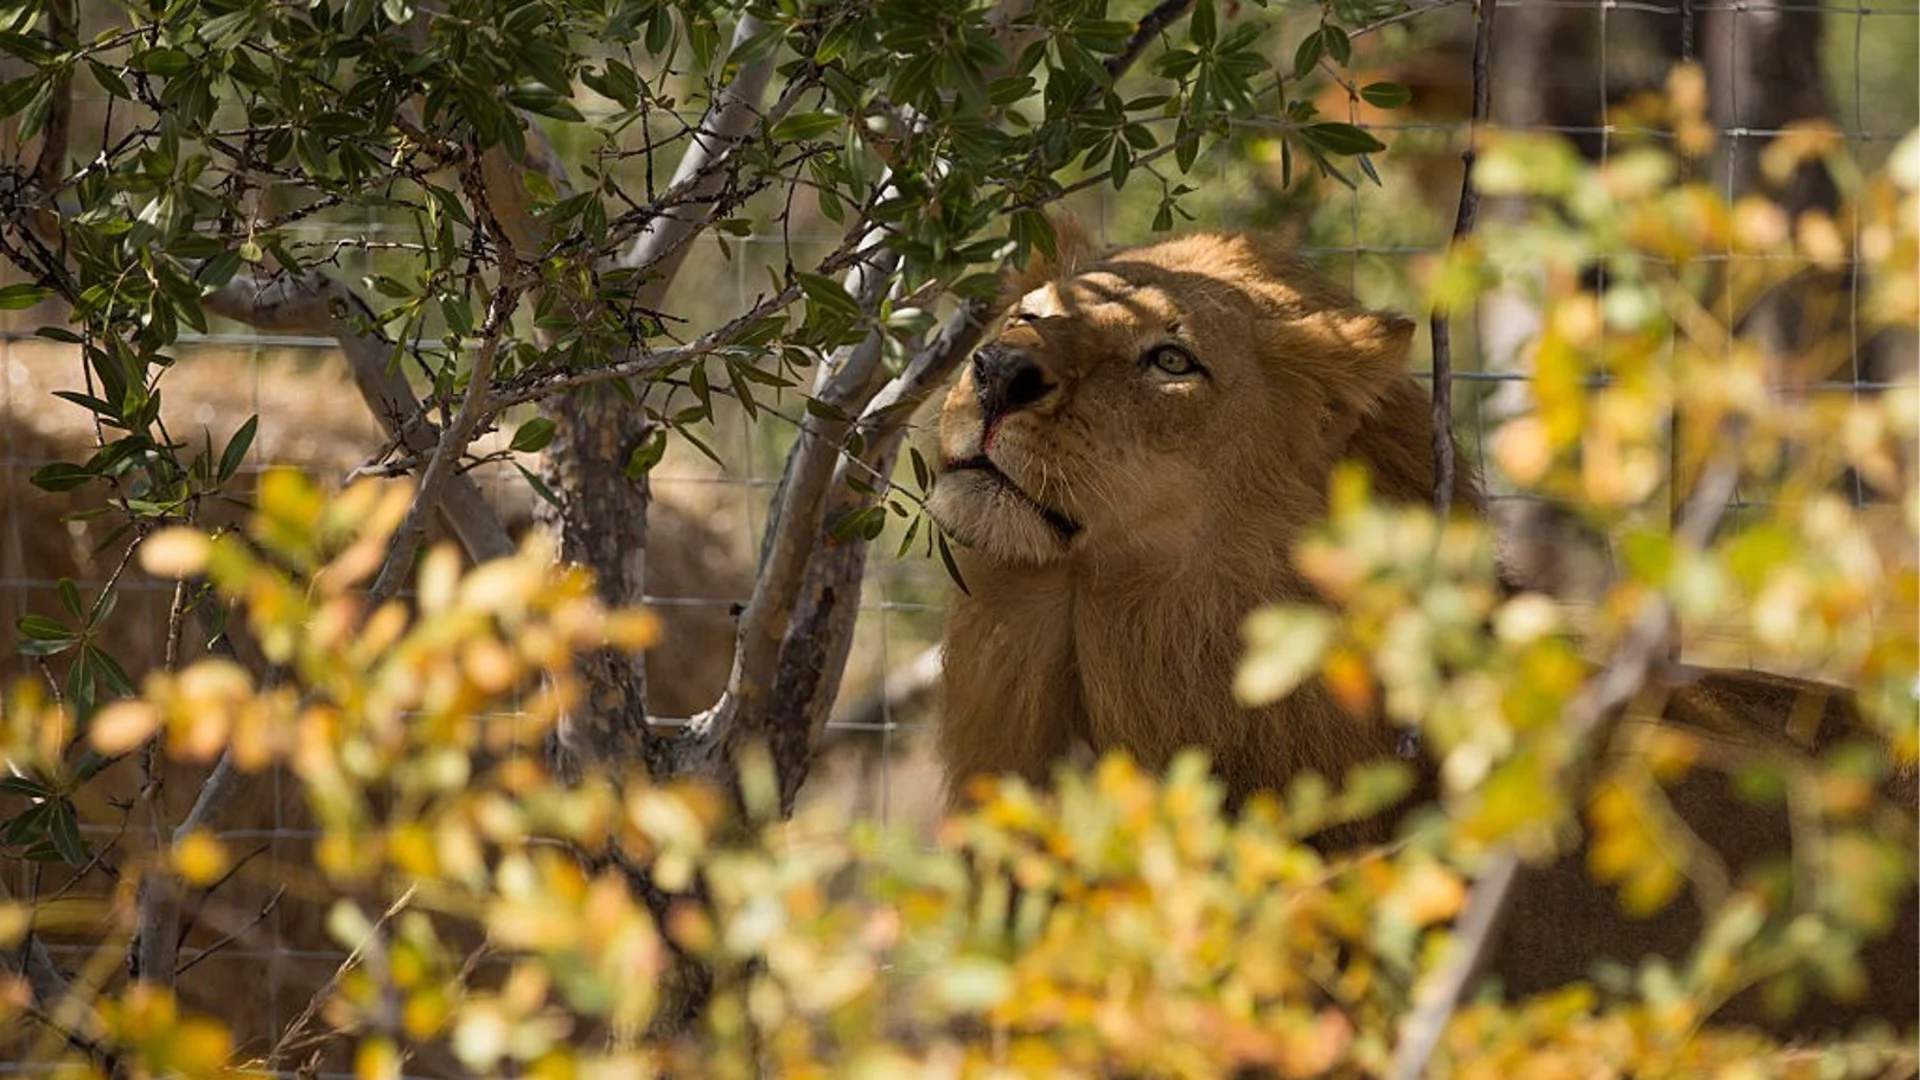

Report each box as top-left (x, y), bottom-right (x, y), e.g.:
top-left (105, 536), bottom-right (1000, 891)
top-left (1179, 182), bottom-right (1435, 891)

top-left (941, 524), bottom-right (1394, 803)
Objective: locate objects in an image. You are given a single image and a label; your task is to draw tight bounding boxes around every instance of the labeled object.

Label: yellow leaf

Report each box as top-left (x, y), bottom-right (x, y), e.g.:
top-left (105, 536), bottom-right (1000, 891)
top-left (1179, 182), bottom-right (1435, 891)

top-left (171, 830), bottom-right (230, 886)
top-left (90, 701), bottom-right (159, 755)
top-left (1236, 607), bottom-right (1333, 707)
top-left (139, 527), bottom-right (211, 577)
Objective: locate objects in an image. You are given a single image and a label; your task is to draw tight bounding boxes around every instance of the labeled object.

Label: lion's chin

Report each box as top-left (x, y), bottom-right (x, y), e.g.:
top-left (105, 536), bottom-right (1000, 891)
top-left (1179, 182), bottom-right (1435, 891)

top-left (927, 465), bottom-right (1078, 566)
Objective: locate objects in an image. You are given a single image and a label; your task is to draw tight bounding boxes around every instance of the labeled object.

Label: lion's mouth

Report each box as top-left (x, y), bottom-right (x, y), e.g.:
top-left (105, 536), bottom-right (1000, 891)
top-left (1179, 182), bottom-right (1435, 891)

top-left (943, 455), bottom-right (1082, 541)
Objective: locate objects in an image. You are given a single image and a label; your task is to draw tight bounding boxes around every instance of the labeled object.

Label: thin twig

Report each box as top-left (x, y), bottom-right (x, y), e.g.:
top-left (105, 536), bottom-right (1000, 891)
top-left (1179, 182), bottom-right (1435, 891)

top-left (1429, 0), bottom-right (1495, 517)
top-left (174, 884), bottom-right (284, 976)
top-left (268, 886), bottom-right (418, 1070)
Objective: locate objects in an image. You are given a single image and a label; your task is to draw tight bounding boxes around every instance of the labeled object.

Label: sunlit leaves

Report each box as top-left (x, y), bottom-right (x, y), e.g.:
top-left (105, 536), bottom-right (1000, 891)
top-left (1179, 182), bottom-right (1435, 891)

top-left (1236, 606), bottom-right (1333, 706)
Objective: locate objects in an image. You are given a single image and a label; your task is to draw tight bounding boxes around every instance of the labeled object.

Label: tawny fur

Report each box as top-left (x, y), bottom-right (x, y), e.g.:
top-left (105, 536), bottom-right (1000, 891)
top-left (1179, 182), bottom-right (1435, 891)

top-left (928, 228), bottom-right (1916, 1034)
top-left (930, 230), bottom-right (1476, 801)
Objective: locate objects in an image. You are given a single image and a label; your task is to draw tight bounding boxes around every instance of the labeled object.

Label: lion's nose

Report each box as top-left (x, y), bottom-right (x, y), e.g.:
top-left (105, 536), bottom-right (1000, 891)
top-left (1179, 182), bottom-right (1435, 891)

top-left (972, 344), bottom-right (1056, 420)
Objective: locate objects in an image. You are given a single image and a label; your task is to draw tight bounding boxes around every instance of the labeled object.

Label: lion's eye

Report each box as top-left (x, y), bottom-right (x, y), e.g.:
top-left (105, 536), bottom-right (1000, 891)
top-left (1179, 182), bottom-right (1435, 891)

top-left (1146, 344), bottom-right (1202, 377)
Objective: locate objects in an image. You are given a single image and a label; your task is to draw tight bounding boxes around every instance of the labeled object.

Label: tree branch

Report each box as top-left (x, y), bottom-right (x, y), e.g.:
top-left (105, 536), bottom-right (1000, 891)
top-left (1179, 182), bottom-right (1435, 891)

top-left (1105, 0), bottom-right (1194, 80)
top-left (130, 604), bottom-right (256, 988)
top-left (202, 271), bottom-right (515, 564)
top-left (621, 14), bottom-right (777, 308)
top-left (677, 235), bottom-right (901, 793)
top-left (1389, 454), bottom-right (1743, 1080)
top-left (1428, 0), bottom-right (1494, 518)
top-left (30, 0), bottom-right (75, 239)
top-left (366, 279), bottom-right (519, 606)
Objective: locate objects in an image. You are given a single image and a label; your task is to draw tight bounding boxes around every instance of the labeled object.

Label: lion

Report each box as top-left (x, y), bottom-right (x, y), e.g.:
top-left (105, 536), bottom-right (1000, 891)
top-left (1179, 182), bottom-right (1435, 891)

top-left (926, 228), bottom-right (1917, 1033)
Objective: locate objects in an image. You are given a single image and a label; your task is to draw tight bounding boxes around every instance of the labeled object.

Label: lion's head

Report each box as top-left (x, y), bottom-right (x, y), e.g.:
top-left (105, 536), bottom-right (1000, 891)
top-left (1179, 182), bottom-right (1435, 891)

top-left (929, 227), bottom-right (1478, 808)
top-left (927, 231), bottom-right (1454, 568)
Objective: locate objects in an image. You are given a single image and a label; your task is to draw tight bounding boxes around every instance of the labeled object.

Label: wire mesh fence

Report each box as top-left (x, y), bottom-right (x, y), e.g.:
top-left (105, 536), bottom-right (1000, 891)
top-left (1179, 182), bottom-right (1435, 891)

top-left (1, 0), bottom-right (1915, 1071)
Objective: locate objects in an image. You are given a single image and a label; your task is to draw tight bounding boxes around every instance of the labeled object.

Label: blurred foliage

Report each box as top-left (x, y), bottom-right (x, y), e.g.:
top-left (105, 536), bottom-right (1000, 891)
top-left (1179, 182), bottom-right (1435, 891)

top-left (0, 471), bottom-right (1912, 1077)
top-left (1239, 65), bottom-right (1919, 1063)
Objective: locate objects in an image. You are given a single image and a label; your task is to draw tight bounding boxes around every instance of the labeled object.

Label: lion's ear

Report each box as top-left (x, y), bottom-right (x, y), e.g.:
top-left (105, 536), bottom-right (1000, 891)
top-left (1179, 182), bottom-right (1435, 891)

top-left (1001, 215), bottom-right (1096, 305)
top-left (1323, 308), bottom-right (1415, 416)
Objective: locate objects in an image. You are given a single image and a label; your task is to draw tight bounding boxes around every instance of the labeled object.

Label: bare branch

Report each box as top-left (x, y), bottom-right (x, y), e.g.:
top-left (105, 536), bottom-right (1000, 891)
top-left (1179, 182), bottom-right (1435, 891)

top-left (175, 885), bottom-right (285, 977)
top-left (203, 271), bottom-right (515, 564)
top-left (1428, 0), bottom-right (1494, 518)
top-left (367, 279), bottom-right (521, 608)
top-left (30, 0), bottom-right (75, 221)
top-left (622, 14), bottom-right (777, 308)
top-left (1105, 0), bottom-right (1194, 80)
top-left (678, 237), bottom-right (902, 792)
top-left (1389, 454), bottom-right (1743, 1080)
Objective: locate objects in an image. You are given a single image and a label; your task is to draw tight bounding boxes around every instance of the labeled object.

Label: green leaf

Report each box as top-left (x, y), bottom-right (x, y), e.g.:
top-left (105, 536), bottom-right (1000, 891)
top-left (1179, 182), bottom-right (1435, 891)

top-left (87, 584), bottom-right (118, 631)
top-left (909, 446), bottom-right (932, 493)
top-left (133, 48), bottom-right (193, 77)
top-left (506, 83), bottom-right (585, 123)
top-left (624, 430), bottom-right (667, 479)
top-left (514, 463), bottom-right (562, 509)
top-left (796, 271), bottom-right (862, 322)
top-left (1360, 81), bottom-right (1412, 109)
top-left (1291, 31), bottom-right (1324, 82)
top-left (1009, 208), bottom-right (1057, 265)
top-left (771, 112), bottom-right (841, 142)
top-left (1302, 122), bottom-right (1386, 156)
top-left (0, 776), bottom-right (49, 798)
top-left (804, 396), bottom-right (848, 422)
top-left (1189, 0), bottom-right (1216, 49)
top-left (218, 415), bottom-right (257, 483)
top-left (15, 614), bottom-right (74, 644)
top-left (88, 645), bottom-right (136, 699)
top-left (46, 800), bottom-right (86, 865)
top-left (29, 462), bottom-right (92, 492)
top-left (509, 416), bottom-right (557, 453)
top-left (56, 579), bottom-right (82, 621)
top-left (0, 75), bottom-right (36, 119)
top-left (936, 530), bottom-right (969, 596)
top-left (829, 504), bottom-right (885, 542)
top-left (1322, 24), bottom-right (1351, 65)
top-left (0, 282), bottom-right (51, 309)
